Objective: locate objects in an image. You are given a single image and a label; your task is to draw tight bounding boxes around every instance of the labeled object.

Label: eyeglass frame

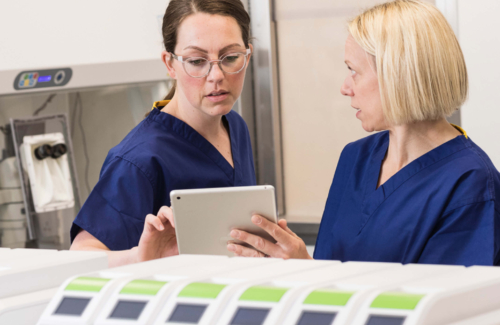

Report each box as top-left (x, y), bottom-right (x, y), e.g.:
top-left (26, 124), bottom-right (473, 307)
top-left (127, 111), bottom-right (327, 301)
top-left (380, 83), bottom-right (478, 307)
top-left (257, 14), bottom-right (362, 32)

top-left (170, 48), bottom-right (251, 78)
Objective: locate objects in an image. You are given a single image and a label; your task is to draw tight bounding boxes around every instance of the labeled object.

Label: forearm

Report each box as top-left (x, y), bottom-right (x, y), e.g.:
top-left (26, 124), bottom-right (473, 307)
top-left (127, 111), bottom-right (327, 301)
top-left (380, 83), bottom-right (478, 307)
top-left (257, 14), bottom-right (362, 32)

top-left (70, 235), bottom-right (139, 268)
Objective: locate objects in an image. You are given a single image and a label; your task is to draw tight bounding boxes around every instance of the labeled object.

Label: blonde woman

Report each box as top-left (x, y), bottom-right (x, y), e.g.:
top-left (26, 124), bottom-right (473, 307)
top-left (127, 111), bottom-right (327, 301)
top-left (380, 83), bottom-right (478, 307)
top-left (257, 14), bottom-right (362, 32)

top-left (228, 0), bottom-right (500, 266)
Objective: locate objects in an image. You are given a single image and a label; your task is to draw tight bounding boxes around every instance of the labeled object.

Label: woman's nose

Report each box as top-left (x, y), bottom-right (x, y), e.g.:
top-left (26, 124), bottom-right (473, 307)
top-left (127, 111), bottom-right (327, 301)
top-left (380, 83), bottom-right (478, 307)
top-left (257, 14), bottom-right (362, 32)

top-left (340, 76), bottom-right (354, 97)
top-left (207, 62), bottom-right (224, 82)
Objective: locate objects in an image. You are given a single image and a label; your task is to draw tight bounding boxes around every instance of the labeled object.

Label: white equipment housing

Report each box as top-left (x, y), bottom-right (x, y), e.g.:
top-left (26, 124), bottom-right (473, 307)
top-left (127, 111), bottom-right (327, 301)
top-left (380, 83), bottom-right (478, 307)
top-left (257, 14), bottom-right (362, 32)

top-left (216, 262), bottom-right (398, 325)
top-left (30, 255), bottom-right (500, 325)
top-left (352, 266), bottom-right (500, 325)
top-left (38, 255), bottom-right (263, 325)
top-left (93, 257), bottom-right (279, 325)
top-left (281, 264), bottom-right (464, 325)
top-left (153, 259), bottom-right (337, 325)
top-left (0, 249), bottom-right (107, 325)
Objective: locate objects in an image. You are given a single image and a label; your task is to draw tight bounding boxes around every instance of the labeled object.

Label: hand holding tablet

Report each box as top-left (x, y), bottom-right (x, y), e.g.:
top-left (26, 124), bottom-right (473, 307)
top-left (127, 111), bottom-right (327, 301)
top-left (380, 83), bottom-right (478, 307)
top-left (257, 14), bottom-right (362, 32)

top-left (170, 186), bottom-right (279, 256)
top-left (227, 216), bottom-right (312, 260)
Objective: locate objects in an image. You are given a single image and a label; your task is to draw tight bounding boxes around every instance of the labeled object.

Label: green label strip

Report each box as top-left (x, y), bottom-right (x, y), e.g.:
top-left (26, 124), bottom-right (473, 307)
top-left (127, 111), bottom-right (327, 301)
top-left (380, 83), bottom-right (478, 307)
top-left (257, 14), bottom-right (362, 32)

top-left (120, 279), bottom-right (168, 296)
top-left (370, 292), bottom-right (425, 310)
top-left (178, 282), bottom-right (227, 299)
top-left (65, 277), bottom-right (111, 292)
top-left (239, 286), bottom-right (289, 302)
top-left (303, 289), bottom-right (355, 306)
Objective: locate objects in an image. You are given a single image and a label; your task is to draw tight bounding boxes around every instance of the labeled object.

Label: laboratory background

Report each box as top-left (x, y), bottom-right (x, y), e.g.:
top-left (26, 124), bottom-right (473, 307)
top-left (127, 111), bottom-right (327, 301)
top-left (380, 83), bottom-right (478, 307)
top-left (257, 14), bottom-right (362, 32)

top-left (1, 0), bottom-right (500, 324)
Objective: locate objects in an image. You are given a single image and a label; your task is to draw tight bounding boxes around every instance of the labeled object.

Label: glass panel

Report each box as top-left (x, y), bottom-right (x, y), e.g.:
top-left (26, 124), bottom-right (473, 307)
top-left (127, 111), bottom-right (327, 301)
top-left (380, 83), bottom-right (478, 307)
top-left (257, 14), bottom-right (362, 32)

top-left (230, 307), bottom-right (270, 325)
top-left (108, 300), bottom-right (147, 320)
top-left (53, 297), bottom-right (91, 316)
top-left (167, 304), bottom-right (207, 323)
top-left (296, 311), bottom-right (336, 325)
top-left (366, 315), bottom-right (406, 325)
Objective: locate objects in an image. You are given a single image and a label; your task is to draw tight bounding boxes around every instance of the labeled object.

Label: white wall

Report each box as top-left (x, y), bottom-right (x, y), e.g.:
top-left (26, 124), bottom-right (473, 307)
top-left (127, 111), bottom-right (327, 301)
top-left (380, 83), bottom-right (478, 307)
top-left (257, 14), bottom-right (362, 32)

top-left (458, 0), bottom-right (500, 169)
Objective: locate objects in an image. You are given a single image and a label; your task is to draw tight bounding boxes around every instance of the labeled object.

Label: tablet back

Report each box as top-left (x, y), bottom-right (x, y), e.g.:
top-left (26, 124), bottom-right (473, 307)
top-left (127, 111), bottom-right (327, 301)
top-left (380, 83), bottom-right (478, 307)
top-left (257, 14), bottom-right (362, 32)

top-left (170, 186), bottom-right (277, 256)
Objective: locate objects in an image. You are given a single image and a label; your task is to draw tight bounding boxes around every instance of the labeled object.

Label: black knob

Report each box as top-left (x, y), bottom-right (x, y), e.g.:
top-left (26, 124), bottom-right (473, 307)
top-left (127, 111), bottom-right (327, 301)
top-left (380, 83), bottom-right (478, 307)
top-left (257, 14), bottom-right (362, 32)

top-left (34, 144), bottom-right (53, 160)
top-left (51, 143), bottom-right (67, 159)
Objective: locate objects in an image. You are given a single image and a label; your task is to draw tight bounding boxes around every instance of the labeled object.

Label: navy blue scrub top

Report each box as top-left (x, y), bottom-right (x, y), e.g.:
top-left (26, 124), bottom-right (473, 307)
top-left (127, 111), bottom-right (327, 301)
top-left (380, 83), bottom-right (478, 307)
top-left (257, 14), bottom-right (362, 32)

top-left (314, 127), bottom-right (500, 266)
top-left (70, 100), bottom-right (256, 250)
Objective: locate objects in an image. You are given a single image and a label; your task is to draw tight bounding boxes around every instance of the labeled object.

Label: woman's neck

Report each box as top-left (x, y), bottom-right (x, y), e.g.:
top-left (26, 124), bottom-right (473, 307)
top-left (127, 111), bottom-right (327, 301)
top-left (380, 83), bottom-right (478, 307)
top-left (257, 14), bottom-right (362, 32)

top-left (385, 118), bottom-right (461, 170)
top-left (161, 93), bottom-right (226, 140)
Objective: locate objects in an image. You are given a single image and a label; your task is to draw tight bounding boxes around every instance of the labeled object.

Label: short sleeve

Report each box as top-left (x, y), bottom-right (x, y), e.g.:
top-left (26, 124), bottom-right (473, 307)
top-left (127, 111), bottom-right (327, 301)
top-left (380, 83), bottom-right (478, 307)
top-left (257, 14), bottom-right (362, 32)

top-left (418, 200), bottom-right (500, 266)
top-left (70, 157), bottom-right (155, 250)
top-left (314, 143), bottom-right (355, 260)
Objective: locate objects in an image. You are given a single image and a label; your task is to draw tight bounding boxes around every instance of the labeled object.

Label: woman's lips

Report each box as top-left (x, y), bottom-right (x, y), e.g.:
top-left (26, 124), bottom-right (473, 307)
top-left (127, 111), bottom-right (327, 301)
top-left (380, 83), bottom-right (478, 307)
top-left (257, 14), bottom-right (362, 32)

top-left (206, 92), bottom-right (229, 103)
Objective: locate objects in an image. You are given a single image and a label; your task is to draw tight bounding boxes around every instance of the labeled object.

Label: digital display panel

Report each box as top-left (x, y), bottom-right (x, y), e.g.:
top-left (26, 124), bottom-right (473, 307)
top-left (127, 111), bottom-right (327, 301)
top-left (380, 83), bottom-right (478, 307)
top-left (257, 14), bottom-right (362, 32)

top-left (38, 75), bottom-right (51, 82)
top-left (109, 300), bottom-right (147, 320)
top-left (366, 315), bottom-right (406, 325)
top-left (230, 307), bottom-right (270, 325)
top-left (167, 303), bottom-right (208, 323)
top-left (54, 297), bottom-right (91, 316)
top-left (296, 311), bottom-right (336, 325)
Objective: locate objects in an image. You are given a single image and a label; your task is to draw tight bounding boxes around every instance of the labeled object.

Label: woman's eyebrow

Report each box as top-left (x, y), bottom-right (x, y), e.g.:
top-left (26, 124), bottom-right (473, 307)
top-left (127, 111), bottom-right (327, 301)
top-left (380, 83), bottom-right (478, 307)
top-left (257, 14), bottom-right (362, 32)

top-left (183, 45), bottom-right (208, 53)
top-left (182, 43), bottom-right (244, 54)
top-left (219, 43), bottom-right (244, 53)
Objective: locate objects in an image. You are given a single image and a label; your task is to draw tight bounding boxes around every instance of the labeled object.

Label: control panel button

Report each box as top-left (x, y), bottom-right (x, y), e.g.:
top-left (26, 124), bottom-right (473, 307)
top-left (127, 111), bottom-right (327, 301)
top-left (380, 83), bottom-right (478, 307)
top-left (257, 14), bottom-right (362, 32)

top-left (54, 70), bottom-right (65, 85)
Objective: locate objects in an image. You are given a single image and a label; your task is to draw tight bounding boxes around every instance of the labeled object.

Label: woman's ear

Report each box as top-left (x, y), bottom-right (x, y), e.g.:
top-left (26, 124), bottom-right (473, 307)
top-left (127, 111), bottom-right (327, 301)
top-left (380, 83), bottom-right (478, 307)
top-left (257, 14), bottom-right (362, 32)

top-left (247, 44), bottom-right (254, 66)
top-left (162, 51), bottom-right (177, 79)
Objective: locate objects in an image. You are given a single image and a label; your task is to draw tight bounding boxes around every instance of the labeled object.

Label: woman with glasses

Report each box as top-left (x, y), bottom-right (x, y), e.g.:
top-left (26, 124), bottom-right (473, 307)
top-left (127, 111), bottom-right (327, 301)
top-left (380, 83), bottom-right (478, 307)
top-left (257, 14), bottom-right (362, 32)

top-left (70, 0), bottom-right (254, 267)
top-left (228, 0), bottom-right (500, 266)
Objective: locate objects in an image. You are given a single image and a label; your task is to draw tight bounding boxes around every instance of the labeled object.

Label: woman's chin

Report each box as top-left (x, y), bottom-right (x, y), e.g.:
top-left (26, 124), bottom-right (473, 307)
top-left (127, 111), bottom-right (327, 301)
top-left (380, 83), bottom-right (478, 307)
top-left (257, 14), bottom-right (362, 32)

top-left (361, 122), bottom-right (374, 133)
top-left (203, 103), bottom-right (234, 117)
top-left (361, 120), bottom-right (387, 133)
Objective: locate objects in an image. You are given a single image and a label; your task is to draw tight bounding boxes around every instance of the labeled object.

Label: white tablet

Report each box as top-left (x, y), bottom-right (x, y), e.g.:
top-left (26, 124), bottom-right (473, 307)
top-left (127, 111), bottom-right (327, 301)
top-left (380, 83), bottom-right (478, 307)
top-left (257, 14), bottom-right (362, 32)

top-left (170, 185), bottom-right (278, 256)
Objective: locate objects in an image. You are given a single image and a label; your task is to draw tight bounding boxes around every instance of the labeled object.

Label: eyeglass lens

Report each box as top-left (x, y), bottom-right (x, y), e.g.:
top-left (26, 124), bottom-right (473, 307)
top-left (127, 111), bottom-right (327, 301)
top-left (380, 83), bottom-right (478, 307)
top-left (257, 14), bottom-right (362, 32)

top-left (184, 53), bottom-right (246, 77)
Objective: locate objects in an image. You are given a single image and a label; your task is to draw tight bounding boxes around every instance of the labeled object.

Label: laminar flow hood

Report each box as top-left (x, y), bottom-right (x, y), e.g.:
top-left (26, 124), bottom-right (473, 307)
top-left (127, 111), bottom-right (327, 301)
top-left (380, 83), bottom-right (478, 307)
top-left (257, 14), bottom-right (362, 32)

top-left (0, 0), bottom-right (170, 95)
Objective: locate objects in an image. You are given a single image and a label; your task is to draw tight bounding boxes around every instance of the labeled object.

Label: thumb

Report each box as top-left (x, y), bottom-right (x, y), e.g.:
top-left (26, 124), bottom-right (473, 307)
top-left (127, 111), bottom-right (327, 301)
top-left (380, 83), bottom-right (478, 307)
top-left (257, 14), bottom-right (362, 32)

top-left (158, 206), bottom-right (176, 228)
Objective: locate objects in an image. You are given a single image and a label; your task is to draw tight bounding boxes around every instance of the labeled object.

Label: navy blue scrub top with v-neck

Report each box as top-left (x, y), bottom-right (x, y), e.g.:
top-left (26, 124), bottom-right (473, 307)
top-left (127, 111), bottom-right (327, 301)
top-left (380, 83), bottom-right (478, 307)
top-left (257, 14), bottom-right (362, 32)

top-left (70, 100), bottom-right (256, 250)
top-left (314, 128), bottom-right (500, 266)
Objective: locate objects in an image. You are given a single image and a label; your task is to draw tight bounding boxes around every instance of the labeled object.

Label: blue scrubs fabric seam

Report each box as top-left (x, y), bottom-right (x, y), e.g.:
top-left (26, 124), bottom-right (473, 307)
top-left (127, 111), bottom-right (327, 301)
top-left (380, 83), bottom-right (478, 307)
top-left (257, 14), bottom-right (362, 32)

top-left (466, 142), bottom-right (496, 200)
top-left (441, 198), bottom-right (494, 219)
top-left (118, 117), bottom-right (153, 154)
top-left (442, 195), bottom-right (493, 215)
top-left (116, 156), bottom-right (157, 190)
top-left (86, 189), bottom-right (144, 250)
top-left (150, 116), bottom-right (234, 181)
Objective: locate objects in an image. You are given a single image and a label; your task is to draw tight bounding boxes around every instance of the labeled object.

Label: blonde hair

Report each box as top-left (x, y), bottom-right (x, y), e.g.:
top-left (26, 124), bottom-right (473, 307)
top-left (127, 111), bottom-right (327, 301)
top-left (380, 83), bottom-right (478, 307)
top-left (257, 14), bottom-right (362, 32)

top-left (348, 0), bottom-right (468, 125)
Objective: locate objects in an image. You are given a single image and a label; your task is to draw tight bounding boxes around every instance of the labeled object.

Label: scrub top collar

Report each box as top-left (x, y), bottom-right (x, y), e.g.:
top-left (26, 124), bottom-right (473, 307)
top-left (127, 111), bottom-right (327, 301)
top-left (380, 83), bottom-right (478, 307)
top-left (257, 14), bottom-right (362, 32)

top-left (360, 125), bottom-right (471, 231)
top-left (149, 100), bottom-right (238, 182)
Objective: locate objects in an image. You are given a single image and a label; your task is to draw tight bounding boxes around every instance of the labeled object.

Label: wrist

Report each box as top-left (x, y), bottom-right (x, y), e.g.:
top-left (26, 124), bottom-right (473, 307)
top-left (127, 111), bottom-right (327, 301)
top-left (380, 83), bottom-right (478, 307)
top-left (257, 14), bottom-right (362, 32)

top-left (130, 246), bottom-right (139, 264)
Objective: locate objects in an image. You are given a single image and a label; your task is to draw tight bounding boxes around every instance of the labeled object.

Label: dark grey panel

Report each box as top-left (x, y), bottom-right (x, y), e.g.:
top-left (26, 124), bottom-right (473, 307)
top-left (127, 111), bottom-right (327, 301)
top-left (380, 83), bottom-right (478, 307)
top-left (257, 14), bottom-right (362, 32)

top-left (288, 222), bottom-right (320, 245)
top-left (109, 300), bottom-right (147, 320)
top-left (54, 297), bottom-right (91, 316)
top-left (14, 68), bottom-right (72, 91)
top-left (365, 315), bottom-right (406, 325)
top-left (296, 311), bottom-right (336, 325)
top-left (230, 307), bottom-right (270, 325)
top-left (167, 303), bottom-right (208, 323)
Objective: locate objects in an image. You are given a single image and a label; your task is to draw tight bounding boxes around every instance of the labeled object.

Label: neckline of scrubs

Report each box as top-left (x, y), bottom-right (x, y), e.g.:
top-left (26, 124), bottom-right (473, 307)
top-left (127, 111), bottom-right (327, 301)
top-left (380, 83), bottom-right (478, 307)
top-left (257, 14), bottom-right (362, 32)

top-left (359, 131), bottom-right (470, 232)
top-left (149, 107), bottom-right (239, 182)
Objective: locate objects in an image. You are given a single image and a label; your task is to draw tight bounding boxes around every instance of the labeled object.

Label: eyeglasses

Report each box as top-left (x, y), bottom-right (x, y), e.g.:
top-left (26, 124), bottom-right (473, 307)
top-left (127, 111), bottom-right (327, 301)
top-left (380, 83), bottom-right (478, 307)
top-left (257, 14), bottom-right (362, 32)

top-left (171, 48), bottom-right (251, 78)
